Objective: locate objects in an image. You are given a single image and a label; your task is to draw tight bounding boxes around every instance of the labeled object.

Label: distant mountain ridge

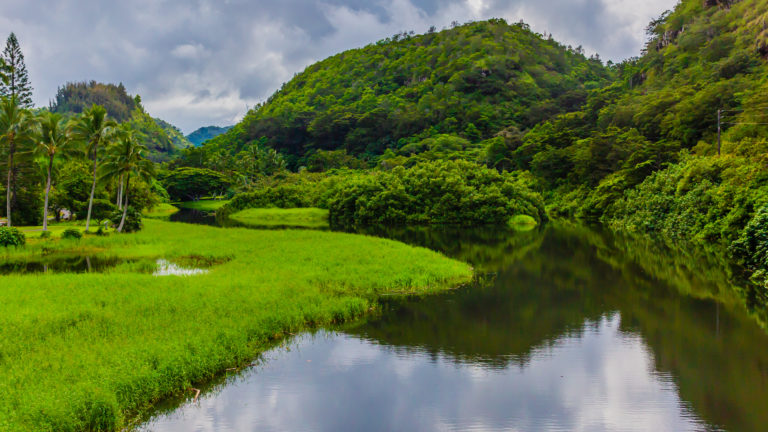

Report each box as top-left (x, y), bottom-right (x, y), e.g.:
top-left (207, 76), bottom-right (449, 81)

top-left (186, 125), bottom-right (233, 146)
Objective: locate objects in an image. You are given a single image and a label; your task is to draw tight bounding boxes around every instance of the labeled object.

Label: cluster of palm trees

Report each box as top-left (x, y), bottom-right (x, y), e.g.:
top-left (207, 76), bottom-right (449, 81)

top-left (0, 96), bottom-right (154, 232)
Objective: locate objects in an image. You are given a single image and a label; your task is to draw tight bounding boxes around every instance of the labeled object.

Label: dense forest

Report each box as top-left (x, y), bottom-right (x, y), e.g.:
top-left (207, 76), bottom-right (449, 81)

top-left (177, 18), bottom-right (610, 170)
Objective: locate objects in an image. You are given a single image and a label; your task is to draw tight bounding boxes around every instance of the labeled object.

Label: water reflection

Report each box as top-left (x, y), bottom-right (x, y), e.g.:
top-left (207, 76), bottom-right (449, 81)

top-left (140, 223), bottom-right (768, 432)
top-left (0, 255), bottom-right (131, 275)
top-left (169, 208), bottom-right (219, 226)
top-left (141, 318), bottom-right (709, 432)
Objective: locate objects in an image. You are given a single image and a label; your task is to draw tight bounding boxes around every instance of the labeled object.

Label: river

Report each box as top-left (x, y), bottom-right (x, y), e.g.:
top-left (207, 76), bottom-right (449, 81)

top-left (138, 210), bottom-right (768, 431)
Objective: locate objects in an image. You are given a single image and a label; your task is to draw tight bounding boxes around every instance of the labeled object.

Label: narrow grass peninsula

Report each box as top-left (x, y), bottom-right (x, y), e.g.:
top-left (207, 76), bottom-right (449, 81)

top-left (229, 207), bottom-right (329, 228)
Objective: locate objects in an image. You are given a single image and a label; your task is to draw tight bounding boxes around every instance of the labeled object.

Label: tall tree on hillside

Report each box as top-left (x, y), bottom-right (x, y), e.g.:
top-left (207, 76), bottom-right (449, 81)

top-left (0, 96), bottom-right (35, 227)
top-left (35, 112), bottom-right (77, 231)
top-left (0, 33), bottom-right (33, 107)
top-left (69, 105), bottom-right (115, 231)
top-left (101, 125), bottom-right (154, 232)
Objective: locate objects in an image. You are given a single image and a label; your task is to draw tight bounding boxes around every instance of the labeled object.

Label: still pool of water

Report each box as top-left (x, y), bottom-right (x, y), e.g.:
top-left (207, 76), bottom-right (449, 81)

top-left (139, 223), bottom-right (768, 432)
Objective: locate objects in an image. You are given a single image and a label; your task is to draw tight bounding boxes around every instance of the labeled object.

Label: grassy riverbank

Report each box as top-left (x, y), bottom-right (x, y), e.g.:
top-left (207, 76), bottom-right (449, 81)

top-left (230, 208), bottom-right (329, 228)
top-left (142, 203), bottom-right (179, 219)
top-left (0, 220), bottom-right (471, 431)
top-left (176, 199), bottom-right (229, 211)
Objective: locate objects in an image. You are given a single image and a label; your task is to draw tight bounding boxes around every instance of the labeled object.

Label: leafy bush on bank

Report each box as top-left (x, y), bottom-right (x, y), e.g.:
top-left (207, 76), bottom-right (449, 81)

top-left (328, 160), bottom-right (546, 227)
top-left (0, 226), bottom-right (25, 247)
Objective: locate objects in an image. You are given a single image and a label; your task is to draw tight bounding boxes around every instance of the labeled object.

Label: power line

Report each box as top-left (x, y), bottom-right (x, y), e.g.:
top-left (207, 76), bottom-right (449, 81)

top-left (720, 105), bottom-right (768, 112)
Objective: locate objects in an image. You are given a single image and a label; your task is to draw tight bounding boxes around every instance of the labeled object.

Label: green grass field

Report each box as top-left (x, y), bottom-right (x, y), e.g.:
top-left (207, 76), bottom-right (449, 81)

top-left (229, 207), bottom-right (329, 228)
top-left (175, 199), bottom-right (229, 211)
top-left (142, 203), bottom-right (180, 219)
top-left (4, 222), bottom-right (113, 239)
top-left (0, 219), bottom-right (471, 431)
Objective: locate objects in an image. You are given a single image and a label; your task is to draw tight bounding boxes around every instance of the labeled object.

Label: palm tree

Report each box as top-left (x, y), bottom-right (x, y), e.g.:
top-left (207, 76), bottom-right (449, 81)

top-left (101, 126), bottom-right (154, 232)
top-left (69, 105), bottom-right (115, 231)
top-left (0, 96), bottom-right (35, 227)
top-left (34, 111), bottom-right (77, 231)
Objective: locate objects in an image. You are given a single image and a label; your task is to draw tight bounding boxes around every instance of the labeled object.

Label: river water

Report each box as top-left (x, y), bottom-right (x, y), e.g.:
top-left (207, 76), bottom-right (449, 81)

top-left (138, 211), bottom-right (768, 431)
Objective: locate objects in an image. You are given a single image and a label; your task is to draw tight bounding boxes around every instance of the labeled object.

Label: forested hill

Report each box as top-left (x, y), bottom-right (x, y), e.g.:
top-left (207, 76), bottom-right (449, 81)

top-left (203, 19), bottom-right (612, 164)
top-left (49, 81), bottom-right (193, 160)
top-left (563, 0), bottom-right (768, 149)
top-left (186, 125), bottom-right (232, 146)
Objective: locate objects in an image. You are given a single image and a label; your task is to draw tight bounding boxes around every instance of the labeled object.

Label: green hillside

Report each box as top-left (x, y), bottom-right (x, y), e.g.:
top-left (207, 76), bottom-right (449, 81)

top-left (199, 19), bottom-right (611, 166)
top-left (49, 81), bottom-right (192, 160)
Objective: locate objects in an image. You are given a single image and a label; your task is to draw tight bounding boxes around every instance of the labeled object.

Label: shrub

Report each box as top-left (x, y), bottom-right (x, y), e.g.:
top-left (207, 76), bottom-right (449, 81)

top-left (110, 207), bottom-right (142, 233)
top-left (0, 227), bottom-right (26, 248)
top-left (328, 160), bottom-right (547, 227)
top-left (90, 199), bottom-right (118, 221)
top-left (61, 228), bottom-right (83, 240)
top-left (39, 230), bottom-right (52, 240)
top-left (730, 205), bottom-right (768, 271)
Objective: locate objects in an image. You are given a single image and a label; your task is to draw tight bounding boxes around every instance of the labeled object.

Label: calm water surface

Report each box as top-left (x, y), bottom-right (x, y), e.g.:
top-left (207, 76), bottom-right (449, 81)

top-left (139, 222), bottom-right (768, 432)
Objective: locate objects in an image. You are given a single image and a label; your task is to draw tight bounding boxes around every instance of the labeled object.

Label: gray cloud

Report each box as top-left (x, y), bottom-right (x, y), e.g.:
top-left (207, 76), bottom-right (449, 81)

top-left (0, 0), bottom-right (673, 133)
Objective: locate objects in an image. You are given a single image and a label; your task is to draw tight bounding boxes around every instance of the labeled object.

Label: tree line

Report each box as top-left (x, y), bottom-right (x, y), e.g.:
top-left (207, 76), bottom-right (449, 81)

top-left (0, 32), bottom-right (154, 233)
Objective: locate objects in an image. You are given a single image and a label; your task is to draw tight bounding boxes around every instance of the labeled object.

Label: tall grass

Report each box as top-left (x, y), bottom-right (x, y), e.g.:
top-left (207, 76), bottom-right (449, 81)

top-left (175, 199), bottom-right (228, 211)
top-left (229, 207), bottom-right (329, 228)
top-left (0, 220), bottom-right (471, 431)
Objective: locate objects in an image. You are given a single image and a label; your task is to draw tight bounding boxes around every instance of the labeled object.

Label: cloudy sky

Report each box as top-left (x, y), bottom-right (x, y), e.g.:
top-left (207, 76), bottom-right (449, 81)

top-left (0, 0), bottom-right (674, 133)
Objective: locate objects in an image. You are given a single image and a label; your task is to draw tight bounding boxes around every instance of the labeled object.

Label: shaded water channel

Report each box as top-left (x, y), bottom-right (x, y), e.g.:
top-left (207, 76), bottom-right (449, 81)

top-left (135, 211), bottom-right (768, 432)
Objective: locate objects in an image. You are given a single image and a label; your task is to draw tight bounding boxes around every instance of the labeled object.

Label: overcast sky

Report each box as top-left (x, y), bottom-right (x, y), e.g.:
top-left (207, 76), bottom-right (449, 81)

top-left (0, 0), bottom-right (674, 133)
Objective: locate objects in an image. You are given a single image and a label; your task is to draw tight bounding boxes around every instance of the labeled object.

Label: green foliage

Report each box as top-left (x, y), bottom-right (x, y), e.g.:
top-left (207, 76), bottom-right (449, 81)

top-left (0, 226), bottom-right (25, 247)
top-left (607, 153), bottom-right (768, 243)
top-left (50, 81), bottom-right (136, 122)
top-left (0, 33), bottom-right (33, 107)
top-left (50, 81), bottom-right (190, 161)
top-left (327, 160), bottom-right (546, 227)
top-left (110, 206), bottom-right (142, 233)
top-left (90, 199), bottom-right (117, 221)
top-left (61, 228), bottom-right (83, 240)
top-left (153, 117), bottom-right (193, 150)
top-left (730, 204), bottom-right (768, 271)
top-left (160, 167), bottom-right (232, 201)
top-left (304, 149), bottom-right (366, 172)
top-left (193, 19), bottom-right (610, 165)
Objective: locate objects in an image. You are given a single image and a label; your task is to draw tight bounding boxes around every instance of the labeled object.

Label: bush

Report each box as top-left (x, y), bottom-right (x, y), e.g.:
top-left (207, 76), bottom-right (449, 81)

top-left (328, 160), bottom-right (547, 227)
top-left (0, 227), bottom-right (26, 248)
top-left (39, 230), bottom-right (52, 239)
top-left (90, 199), bottom-right (118, 221)
top-left (61, 228), bottom-right (83, 240)
top-left (730, 205), bottom-right (768, 271)
top-left (110, 207), bottom-right (142, 233)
